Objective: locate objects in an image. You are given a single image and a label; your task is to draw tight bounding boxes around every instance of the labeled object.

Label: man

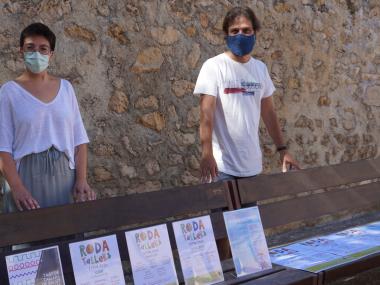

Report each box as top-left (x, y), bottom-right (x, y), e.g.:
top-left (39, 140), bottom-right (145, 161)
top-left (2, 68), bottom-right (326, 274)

top-left (194, 6), bottom-right (299, 182)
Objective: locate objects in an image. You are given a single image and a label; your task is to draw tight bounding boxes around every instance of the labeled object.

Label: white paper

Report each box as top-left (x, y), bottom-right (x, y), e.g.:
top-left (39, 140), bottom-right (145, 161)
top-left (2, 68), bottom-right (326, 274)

top-left (6, 245), bottom-right (65, 285)
top-left (173, 215), bottom-right (224, 285)
top-left (69, 234), bottom-right (125, 285)
top-left (125, 224), bottom-right (178, 285)
top-left (223, 207), bottom-right (272, 277)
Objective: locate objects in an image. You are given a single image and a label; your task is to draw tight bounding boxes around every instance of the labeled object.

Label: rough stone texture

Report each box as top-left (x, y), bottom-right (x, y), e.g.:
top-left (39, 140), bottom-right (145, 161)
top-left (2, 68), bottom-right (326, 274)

top-left (131, 47), bottom-right (164, 73)
top-left (0, 0), bottom-right (379, 198)
top-left (108, 90), bottom-right (129, 113)
top-left (139, 112), bottom-right (166, 131)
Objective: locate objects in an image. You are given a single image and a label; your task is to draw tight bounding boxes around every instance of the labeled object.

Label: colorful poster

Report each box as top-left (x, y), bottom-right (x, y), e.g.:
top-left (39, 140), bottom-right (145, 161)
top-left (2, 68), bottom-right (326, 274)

top-left (125, 224), bottom-right (178, 285)
top-left (6, 246), bottom-right (65, 285)
top-left (173, 215), bottom-right (224, 285)
top-left (223, 207), bottom-right (272, 277)
top-left (69, 234), bottom-right (125, 285)
top-left (270, 221), bottom-right (380, 272)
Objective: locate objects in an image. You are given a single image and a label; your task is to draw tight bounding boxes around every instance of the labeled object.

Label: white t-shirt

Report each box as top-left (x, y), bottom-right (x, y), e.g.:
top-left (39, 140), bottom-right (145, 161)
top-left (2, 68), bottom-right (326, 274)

top-left (194, 53), bottom-right (275, 177)
top-left (0, 79), bottom-right (89, 169)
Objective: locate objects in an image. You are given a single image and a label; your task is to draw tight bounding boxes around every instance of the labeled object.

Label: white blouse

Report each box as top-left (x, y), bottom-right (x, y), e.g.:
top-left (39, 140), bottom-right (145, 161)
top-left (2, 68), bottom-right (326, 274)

top-left (0, 79), bottom-right (89, 169)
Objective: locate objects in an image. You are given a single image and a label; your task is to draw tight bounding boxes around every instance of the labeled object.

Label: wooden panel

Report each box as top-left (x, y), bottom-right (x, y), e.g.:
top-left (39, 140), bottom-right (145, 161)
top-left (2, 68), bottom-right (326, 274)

top-left (0, 251), bottom-right (7, 285)
top-left (260, 181), bottom-right (380, 230)
top-left (221, 265), bottom-right (285, 284)
top-left (240, 267), bottom-right (317, 285)
top-left (322, 251), bottom-right (380, 283)
top-left (238, 158), bottom-right (380, 204)
top-left (369, 156), bottom-right (380, 171)
top-left (0, 181), bottom-right (231, 247)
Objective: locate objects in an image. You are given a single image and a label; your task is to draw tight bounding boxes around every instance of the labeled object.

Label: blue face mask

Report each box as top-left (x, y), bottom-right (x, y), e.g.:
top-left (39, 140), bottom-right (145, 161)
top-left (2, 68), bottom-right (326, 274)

top-left (226, 34), bottom-right (256, 57)
top-left (24, 52), bottom-right (50, 73)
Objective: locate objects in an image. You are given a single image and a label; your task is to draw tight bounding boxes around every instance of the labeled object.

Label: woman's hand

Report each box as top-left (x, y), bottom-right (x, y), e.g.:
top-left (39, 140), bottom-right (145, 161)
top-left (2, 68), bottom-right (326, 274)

top-left (11, 184), bottom-right (40, 211)
top-left (73, 179), bottom-right (96, 202)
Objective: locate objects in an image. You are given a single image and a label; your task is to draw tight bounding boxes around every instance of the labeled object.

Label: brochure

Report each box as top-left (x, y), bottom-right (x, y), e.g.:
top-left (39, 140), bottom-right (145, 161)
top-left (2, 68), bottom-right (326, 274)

top-left (125, 224), bottom-right (178, 285)
top-left (173, 215), bottom-right (224, 285)
top-left (6, 245), bottom-right (65, 285)
top-left (69, 234), bottom-right (125, 285)
top-left (223, 207), bottom-right (272, 277)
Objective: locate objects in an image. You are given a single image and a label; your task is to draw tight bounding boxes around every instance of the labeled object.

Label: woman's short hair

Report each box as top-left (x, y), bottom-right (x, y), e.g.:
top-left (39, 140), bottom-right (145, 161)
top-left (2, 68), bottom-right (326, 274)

top-left (222, 7), bottom-right (261, 34)
top-left (20, 23), bottom-right (56, 51)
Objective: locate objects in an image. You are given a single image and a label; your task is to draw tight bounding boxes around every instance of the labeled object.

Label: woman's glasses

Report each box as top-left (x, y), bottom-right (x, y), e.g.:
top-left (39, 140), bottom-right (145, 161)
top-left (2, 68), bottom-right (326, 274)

top-left (23, 44), bottom-right (52, 55)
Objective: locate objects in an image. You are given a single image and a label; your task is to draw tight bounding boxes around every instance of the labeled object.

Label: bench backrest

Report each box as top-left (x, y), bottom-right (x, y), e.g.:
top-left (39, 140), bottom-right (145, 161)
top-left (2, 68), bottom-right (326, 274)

top-left (0, 180), bottom-right (235, 284)
top-left (0, 180), bottom-right (234, 247)
top-left (236, 157), bottom-right (380, 230)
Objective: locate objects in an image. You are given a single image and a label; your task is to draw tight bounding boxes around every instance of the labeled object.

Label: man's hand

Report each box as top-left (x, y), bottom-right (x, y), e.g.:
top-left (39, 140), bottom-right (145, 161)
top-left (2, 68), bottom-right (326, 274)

top-left (200, 154), bottom-right (218, 183)
top-left (280, 151), bottom-right (300, 172)
top-left (11, 184), bottom-right (40, 211)
top-left (73, 180), bottom-right (96, 202)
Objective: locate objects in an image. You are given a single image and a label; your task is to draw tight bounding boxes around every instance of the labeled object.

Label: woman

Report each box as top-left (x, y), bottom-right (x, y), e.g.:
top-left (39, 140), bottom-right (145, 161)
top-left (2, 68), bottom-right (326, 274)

top-left (0, 23), bottom-right (95, 212)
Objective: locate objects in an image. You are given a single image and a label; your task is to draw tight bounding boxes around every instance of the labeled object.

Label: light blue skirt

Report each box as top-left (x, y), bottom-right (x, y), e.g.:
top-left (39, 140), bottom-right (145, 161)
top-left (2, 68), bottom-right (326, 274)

top-left (2, 147), bottom-right (75, 213)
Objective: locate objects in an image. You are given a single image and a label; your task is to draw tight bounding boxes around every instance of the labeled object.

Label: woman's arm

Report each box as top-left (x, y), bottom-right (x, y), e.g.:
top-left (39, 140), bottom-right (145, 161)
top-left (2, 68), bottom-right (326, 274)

top-left (0, 152), bottom-right (39, 210)
top-left (72, 144), bottom-right (96, 202)
top-left (261, 96), bottom-right (300, 172)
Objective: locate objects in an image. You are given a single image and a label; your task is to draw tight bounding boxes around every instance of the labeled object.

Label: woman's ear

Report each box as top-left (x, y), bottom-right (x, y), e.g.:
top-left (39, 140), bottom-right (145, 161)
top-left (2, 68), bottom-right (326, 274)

top-left (19, 47), bottom-right (24, 59)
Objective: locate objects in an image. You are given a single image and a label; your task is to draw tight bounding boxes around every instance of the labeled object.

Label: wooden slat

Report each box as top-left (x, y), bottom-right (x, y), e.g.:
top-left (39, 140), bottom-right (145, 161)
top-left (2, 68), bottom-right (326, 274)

top-left (322, 250), bottom-right (380, 283)
top-left (240, 267), bottom-right (318, 285)
top-left (0, 181), bottom-right (231, 247)
top-left (221, 265), bottom-right (285, 284)
top-left (260, 181), bottom-right (380, 230)
top-left (369, 156), bottom-right (380, 171)
top-left (238, 158), bottom-right (380, 204)
top-left (0, 251), bottom-right (7, 285)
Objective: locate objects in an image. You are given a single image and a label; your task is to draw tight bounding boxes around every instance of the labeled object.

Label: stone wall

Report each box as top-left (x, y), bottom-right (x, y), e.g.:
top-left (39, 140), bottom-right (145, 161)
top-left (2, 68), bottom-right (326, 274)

top-left (0, 0), bottom-right (379, 198)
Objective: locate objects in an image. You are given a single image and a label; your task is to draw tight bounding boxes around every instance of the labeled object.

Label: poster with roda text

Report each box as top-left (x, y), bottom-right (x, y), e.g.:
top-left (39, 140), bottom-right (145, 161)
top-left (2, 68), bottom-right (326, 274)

top-left (125, 224), bottom-right (178, 285)
top-left (173, 215), bottom-right (224, 285)
top-left (69, 234), bottom-right (125, 285)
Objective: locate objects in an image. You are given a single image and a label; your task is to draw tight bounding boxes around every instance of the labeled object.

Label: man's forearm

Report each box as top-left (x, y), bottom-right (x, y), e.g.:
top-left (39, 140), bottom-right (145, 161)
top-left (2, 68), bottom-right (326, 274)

top-left (261, 97), bottom-right (286, 148)
top-left (200, 120), bottom-right (213, 156)
top-left (200, 95), bottom-right (216, 156)
top-left (263, 111), bottom-right (286, 148)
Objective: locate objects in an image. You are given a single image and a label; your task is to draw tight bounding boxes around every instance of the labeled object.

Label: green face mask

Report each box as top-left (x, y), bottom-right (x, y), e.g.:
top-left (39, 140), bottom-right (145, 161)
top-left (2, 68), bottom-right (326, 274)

top-left (24, 52), bottom-right (49, 73)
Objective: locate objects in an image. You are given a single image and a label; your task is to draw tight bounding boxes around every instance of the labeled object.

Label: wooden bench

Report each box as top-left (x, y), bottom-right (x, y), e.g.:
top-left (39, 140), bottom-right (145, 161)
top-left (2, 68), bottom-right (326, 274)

top-left (0, 180), bottom-right (316, 285)
top-left (235, 157), bottom-right (380, 284)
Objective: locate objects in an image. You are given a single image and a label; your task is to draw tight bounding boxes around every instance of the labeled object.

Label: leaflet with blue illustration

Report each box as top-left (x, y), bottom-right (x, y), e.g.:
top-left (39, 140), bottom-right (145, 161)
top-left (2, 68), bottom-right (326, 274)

top-left (223, 207), bottom-right (272, 277)
top-left (270, 221), bottom-right (380, 272)
top-left (6, 245), bottom-right (65, 285)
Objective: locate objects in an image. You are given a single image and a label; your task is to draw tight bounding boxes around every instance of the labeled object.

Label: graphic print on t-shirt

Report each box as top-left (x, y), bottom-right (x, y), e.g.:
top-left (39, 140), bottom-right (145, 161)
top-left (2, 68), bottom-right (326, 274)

top-left (224, 80), bottom-right (262, 96)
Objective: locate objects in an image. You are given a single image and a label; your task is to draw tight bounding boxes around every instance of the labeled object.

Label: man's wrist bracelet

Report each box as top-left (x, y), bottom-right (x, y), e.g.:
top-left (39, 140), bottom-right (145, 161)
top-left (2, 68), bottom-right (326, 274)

top-left (276, 145), bottom-right (288, 152)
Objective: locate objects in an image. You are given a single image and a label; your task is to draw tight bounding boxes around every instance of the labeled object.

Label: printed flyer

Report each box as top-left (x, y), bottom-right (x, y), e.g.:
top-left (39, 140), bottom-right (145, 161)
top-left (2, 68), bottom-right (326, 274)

top-left (223, 207), bottom-right (272, 277)
top-left (6, 245), bottom-right (65, 285)
top-left (173, 215), bottom-right (224, 285)
top-left (270, 221), bottom-right (380, 272)
top-left (125, 224), bottom-right (178, 285)
top-left (69, 234), bottom-right (125, 285)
